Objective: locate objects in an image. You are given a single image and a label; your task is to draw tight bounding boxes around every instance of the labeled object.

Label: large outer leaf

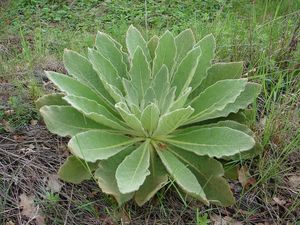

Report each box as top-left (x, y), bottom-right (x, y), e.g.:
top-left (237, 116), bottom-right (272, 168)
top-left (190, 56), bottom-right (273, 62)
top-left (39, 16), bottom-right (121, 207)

top-left (95, 148), bottom-right (134, 206)
top-left (190, 34), bottom-right (216, 90)
top-left (140, 103), bottom-right (160, 135)
top-left (156, 149), bottom-right (208, 204)
top-left (207, 120), bottom-right (263, 160)
top-left (129, 47), bottom-right (151, 101)
top-left (40, 106), bottom-right (102, 137)
top-left (169, 147), bottom-right (235, 206)
top-left (134, 151), bottom-right (168, 206)
top-left (46, 71), bottom-right (109, 108)
top-left (95, 31), bottom-right (127, 77)
top-left (174, 29), bottom-right (195, 65)
top-left (172, 47), bottom-right (201, 96)
top-left (36, 93), bottom-right (68, 110)
top-left (63, 49), bottom-right (114, 104)
top-left (68, 130), bottom-right (136, 162)
top-left (188, 79), bottom-right (247, 124)
top-left (153, 31), bottom-right (176, 75)
top-left (88, 48), bottom-right (123, 90)
top-left (126, 25), bottom-right (150, 61)
top-left (166, 127), bottom-right (255, 158)
top-left (196, 62), bottom-right (243, 93)
top-left (63, 95), bottom-right (128, 131)
top-left (153, 107), bottom-right (194, 137)
top-left (58, 156), bottom-right (97, 184)
top-left (116, 141), bottom-right (151, 193)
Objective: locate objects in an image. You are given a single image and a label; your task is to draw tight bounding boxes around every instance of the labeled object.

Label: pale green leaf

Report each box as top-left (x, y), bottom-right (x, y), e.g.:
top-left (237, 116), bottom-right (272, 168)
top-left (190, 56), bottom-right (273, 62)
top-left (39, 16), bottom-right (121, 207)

top-left (160, 86), bottom-right (176, 114)
top-left (36, 93), bottom-right (68, 110)
top-left (88, 48), bottom-right (123, 90)
top-left (58, 156), bottom-right (97, 184)
top-left (174, 29), bottom-right (195, 65)
top-left (190, 34), bottom-right (216, 90)
top-left (152, 65), bottom-right (170, 103)
top-left (46, 71), bottom-right (109, 106)
top-left (40, 106), bottom-right (103, 137)
top-left (166, 127), bottom-right (255, 158)
top-left (126, 25), bottom-right (150, 61)
top-left (170, 87), bottom-right (192, 111)
top-left (172, 46), bottom-right (201, 96)
top-left (95, 148), bottom-right (134, 205)
top-left (68, 130), bottom-right (136, 162)
top-left (188, 79), bottom-right (247, 124)
top-left (103, 82), bottom-right (124, 102)
top-left (197, 62), bottom-right (243, 92)
top-left (134, 151), bottom-right (168, 206)
top-left (153, 31), bottom-right (176, 75)
top-left (153, 107), bottom-right (194, 137)
top-left (95, 31), bottom-right (127, 77)
top-left (156, 149), bottom-right (208, 204)
top-left (129, 47), bottom-right (151, 101)
top-left (142, 87), bottom-right (156, 107)
top-left (122, 78), bottom-right (139, 106)
top-left (169, 147), bottom-right (235, 206)
top-left (140, 103), bottom-right (160, 134)
top-left (147, 35), bottom-right (159, 60)
top-left (207, 120), bottom-right (263, 160)
top-left (63, 95), bottom-right (128, 131)
top-left (116, 141), bottom-right (151, 193)
top-left (115, 102), bottom-right (146, 135)
top-left (63, 49), bottom-right (114, 104)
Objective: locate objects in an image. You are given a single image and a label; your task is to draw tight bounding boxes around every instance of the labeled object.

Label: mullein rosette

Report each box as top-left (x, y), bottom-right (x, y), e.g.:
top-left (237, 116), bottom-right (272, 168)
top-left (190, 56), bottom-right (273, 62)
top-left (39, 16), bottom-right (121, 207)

top-left (37, 25), bottom-right (262, 206)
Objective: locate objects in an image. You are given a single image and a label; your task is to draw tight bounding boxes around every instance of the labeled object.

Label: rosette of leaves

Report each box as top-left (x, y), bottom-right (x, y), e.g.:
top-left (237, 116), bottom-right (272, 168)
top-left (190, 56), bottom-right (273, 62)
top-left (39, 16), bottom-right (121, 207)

top-left (37, 25), bottom-right (262, 207)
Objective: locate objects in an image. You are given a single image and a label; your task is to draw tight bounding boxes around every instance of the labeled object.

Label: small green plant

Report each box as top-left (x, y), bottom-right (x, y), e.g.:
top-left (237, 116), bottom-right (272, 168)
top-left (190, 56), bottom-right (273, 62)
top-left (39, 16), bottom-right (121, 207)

top-left (37, 25), bottom-right (261, 206)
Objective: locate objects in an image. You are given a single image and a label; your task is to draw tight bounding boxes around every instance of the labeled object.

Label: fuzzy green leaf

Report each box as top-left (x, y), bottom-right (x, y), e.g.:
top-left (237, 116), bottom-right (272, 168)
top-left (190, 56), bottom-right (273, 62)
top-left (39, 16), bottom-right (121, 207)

top-left (174, 29), bottom-right (195, 65)
top-left (129, 47), bottom-right (151, 101)
top-left (36, 93), bottom-right (68, 110)
top-left (68, 130), bottom-right (136, 162)
top-left (169, 148), bottom-right (235, 206)
top-left (140, 103), bottom-right (160, 134)
top-left (116, 141), bottom-right (151, 193)
top-left (63, 50), bottom-right (114, 105)
top-left (196, 62), bottom-right (243, 93)
top-left (167, 127), bottom-right (255, 158)
top-left (88, 48), bottom-right (123, 90)
top-left (58, 156), bottom-right (97, 184)
top-left (188, 79), bottom-right (247, 124)
top-left (126, 25), bottom-right (150, 61)
top-left (157, 149), bottom-right (208, 204)
top-left (190, 34), bottom-right (216, 90)
top-left (95, 148), bottom-right (134, 206)
top-left (172, 46), bottom-right (201, 96)
top-left (153, 107), bottom-right (194, 137)
top-left (40, 106), bottom-right (103, 137)
top-left (147, 35), bottom-right (159, 60)
top-left (152, 65), bottom-right (170, 104)
top-left (63, 95), bottom-right (127, 131)
top-left (46, 71), bottom-right (108, 106)
top-left (153, 31), bottom-right (176, 75)
top-left (115, 102), bottom-right (146, 135)
top-left (134, 151), bottom-right (168, 206)
top-left (95, 31), bottom-right (127, 77)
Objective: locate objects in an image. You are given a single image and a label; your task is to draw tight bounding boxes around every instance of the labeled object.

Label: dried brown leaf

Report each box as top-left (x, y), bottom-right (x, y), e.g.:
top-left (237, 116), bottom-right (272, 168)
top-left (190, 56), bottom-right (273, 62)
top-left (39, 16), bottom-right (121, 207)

top-left (47, 174), bottom-right (63, 193)
top-left (238, 166), bottom-right (256, 189)
top-left (19, 193), bottom-right (45, 225)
